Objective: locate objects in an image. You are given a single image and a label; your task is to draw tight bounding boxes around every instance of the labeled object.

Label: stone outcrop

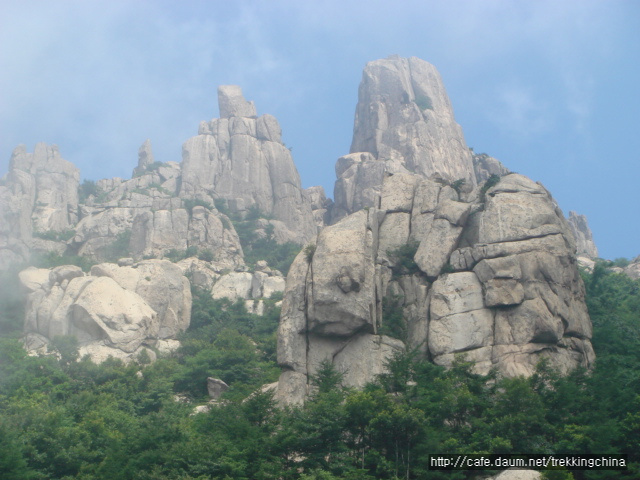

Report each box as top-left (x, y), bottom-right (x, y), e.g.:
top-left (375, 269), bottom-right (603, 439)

top-left (273, 173), bottom-right (594, 404)
top-left (305, 186), bottom-right (332, 230)
top-left (333, 56), bottom-right (476, 221)
top-left (624, 256), bottom-right (640, 280)
top-left (487, 470), bottom-right (541, 480)
top-left (567, 210), bottom-right (599, 259)
top-left (19, 259), bottom-right (191, 362)
top-left (472, 152), bottom-right (510, 183)
top-left (132, 139), bottom-right (155, 178)
top-left (0, 143), bottom-right (80, 268)
top-left (179, 86), bottom-right (317, 244)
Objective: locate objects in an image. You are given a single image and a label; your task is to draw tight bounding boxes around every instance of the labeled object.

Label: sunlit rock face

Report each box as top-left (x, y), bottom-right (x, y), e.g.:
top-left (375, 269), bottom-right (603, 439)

top-left (20, 260), bottom-right (191, 363)
top-left (273, 172), bottom-right (594, 405)
top-left (332, 55), bottom-right (476, 222)
top-left (180, 85), bottom-right (317, 244)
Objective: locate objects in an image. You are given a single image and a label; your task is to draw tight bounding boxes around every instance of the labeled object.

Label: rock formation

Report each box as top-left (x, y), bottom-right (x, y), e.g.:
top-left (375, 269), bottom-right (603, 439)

top-left (567, 210), bottom-right (599, 259)
top-left (624, 256), bottom-right (640, 280)
top-left (332, 55), bottom-right (476, 221)
top-left (0, 143), bottom-right (80, 268)
top-left (472, 152), bottom-right (510, 183)
top-left (180, 86), bottom-right (317, 244)
top-left (273, 171), bottom-right (595, 405)
top-left (20, 259), bottom-right (191, 363)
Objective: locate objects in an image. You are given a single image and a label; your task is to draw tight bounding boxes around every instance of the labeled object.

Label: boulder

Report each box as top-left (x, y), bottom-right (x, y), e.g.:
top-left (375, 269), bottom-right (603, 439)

top-left (307, 210), bottom-right (377, 336)
top-left (20, 261), bottom-right (192, 363)
top-left (207, 377), bottom-right (229, 400)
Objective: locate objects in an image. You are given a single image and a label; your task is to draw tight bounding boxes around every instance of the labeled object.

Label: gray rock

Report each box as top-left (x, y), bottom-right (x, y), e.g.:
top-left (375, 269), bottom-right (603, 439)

top-left (20, 261), bottom-right (192, 362)
top-left (331, 152), bottom-right (386, 222)
top-left (486, 469), bottom-right (541, 480)
top-left (567, 210), bottom-right (599, 259)
top-left (218, 85), bottom-right (257, 118)
top-left (275, 167), bottom-right (594, 402)
top-left (331, 56), bottom-right (480, 220)
top-left (207, 377), bottom-right (229, 400)
top-left (132, 139), bottom-right (154, 177)
top-left (307, 210), bottom-right (377, 337)
top-left (472, 152), bottom-right (510, 183)
top-left (0, 143), bottom-right (79, 267)
top-left (625, 256), bottom-right (640, 280)
top-left (180, 87), bottom-right (316, 244)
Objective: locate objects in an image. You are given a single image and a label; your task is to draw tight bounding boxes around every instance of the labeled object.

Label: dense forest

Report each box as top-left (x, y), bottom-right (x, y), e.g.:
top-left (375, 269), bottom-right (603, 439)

top-left (0, 261), bottom-right (638, 479)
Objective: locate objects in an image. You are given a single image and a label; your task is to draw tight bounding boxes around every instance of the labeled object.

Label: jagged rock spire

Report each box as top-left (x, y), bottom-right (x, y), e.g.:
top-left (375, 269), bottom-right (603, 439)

top-left (333, 56), bottom-right (476, 221)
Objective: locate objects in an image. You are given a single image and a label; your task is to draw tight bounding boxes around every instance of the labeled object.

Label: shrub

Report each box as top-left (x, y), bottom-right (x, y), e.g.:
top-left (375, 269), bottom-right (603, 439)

top-left (78, 179), bottom-right (100, 203)
top-left (387, 241), bottom-right (421, 276)
top-left (183, 198), bottom-right (213, 214)
top-left (31, 251), bottom-right (95, 272)
top-left (415, 94), bottom-right (434, 111)
top-left (198, 249), bottom-right (214, 262)
top-left (103, 230), bottom-right (132, 262)
top-left (304, 244), bottom-right (316, 263)
top-left (451, 178), bottom-right (466, 193)
top-left (380, 295), bottom-right (407, 342)
top-left (32, 229), bottom-right (75, 242)
top-left (480, 174), bottom-right (501, 202)
top-left (440, 262), bottom-right (455, 275)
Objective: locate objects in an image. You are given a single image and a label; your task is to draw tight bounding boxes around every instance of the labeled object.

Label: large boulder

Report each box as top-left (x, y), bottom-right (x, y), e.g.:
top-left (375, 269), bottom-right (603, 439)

top-left (20, 260), bottom-right (192, 363)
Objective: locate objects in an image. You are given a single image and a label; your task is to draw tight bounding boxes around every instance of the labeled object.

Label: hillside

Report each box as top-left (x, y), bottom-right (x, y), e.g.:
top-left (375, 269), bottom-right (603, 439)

top-left (0, 56), bottom-right (637, 479)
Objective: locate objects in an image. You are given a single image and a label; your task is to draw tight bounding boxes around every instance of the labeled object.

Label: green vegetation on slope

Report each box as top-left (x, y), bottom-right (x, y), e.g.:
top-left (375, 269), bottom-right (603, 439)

top-left (0, 265), bottom-right (638, 479)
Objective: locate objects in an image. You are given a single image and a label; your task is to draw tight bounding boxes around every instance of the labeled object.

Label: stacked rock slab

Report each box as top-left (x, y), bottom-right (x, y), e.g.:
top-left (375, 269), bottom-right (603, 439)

top-left (20, 259), bottom-right (191, 363)
top-left (274, 172), bottom-right (595, 404)
top-left (180, 85), bottom-right (317, 244)
top-left (332, 56), bottom-right (476, 222)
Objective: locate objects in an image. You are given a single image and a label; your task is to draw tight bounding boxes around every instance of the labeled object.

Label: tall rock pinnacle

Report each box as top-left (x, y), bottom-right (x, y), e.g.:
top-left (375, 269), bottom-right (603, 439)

top-left (180, 86), bottom-right (316, 244)
top-left (333, 56), bottom-right (476, 221)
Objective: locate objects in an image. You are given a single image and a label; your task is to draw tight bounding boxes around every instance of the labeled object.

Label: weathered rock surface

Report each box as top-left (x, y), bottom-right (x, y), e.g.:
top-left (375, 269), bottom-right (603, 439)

top-left (567, 210), bottom-right (599, 259)
top-left (132, 139), bottom-right (155, 177)
top-left (333, 55), bottom-right (476, 221)
top-left (19, 260), bottom-right (192, 363)
top-left (274, 172), bottom-right (594, 404)
top-left (180, 85), bottom-right (316, 244)
top-left (472, 152), bottom-right (510, 183)
top-left (0, 143), bottom-right (79, 268)
top-left (624, 256), bottom-right (640, 280)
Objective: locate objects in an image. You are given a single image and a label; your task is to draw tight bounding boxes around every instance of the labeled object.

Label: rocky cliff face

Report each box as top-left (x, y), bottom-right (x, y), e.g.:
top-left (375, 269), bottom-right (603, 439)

top-left (180, 85), bottom-right (317, 244)
top-left (274, 171), bottom-right (595, 404)
top-left (333, 56), bottom-right (476, 222)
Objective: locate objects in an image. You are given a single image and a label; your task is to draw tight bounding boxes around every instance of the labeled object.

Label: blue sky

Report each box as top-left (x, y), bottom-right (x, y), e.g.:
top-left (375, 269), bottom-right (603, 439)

top-left (1, 1), bottom-right (638, 260)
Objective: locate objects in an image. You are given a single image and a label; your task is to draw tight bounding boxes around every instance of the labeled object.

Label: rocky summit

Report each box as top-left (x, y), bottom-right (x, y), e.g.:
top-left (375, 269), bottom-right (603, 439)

top-left (0, 55), bottom-right (600, 396)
